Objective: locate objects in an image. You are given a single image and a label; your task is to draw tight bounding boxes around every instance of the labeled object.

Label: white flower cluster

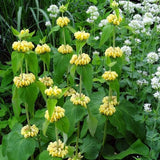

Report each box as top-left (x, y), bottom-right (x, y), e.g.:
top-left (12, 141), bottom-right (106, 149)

top-left (93, 50), bottom-right (100, 55)
top-left (94, 36), bottom-right (99, 40)
top-left (137, 79), bottom-right (148, 87)
top-left (135, 38), bottom-right (141, 43)
top-left (98, 19), bottom-right (108, 27)
top-left (47, 4), bottom-right (59, 18)
top-left (137, 70), bottom-right (148, 76)
top-left (119, 1), bottom-right (136, 14)
top-left (121, 45), bottom-right (131, 62)
top-left (45, 21), bottom-right (51, 27)
top-left (124, 39), bottom-right (131, 45)
top-left (143, 12), bottom-right (154, 26)
top-left (157, 24), bottom-right (160, 32)
top-left (154, 91), bottom-right (160, 100)
top-left (144, 103), bottom-right (152, 112)
top-left (86, 6), bottom-right (99, 23)
top-left (147, 52), bottom-right (159, 64)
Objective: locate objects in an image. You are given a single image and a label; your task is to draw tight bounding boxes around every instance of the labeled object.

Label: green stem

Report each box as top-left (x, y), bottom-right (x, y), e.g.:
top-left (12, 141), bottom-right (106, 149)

top-left (63, 28), bottom-right (66, 45)
top-left (25, 103), bottom-right (30, 127)
top-left (99, 118), bottom-right (108, 160)
top-left (113, 26), bottom-right (116, 48)
top-left (43, 61), bottom-right (46, 73)
top-left (79, 75), bottom-right (82, 97)
top-left (109, 85), bottom-right (112, 103)
top-left (76, 121), bottom-right (80, 157)
top-left (55, 125), bottom-right (59, 145)
top-left (25, 58), bottom-right (28, 73)
top-left (31, 155), bottom-right (34, 160)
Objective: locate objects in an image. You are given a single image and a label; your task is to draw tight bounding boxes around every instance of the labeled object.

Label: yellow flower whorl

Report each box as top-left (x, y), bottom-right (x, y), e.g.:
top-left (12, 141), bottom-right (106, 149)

top-left (68, 153), bottom-right (83, 160)
top-left (102, 96), bottom-right (119, 106)
top-left (107, 14), bottom-right (122, 25)
top-left (45, 86), bottom-right (62, 97)
top-left (105, 47), bottom-right (123, 58)
top-left (58, 44), bottom-right (73, 54)
top-left (47, 139), bottom-right (68, 158)
top-left (35, 44), bottom-right (51, 54)
top-left (12, 40), bottom-right (34, 52)
top-left (20, 29), bottom-right (29, 35)
top-left (70, 53), bottom-right (91, 65)
top-left (99, 103), bottom-right (116, 116)
top-left (102, 71), bottom-right (118, 81)
top-left (13, 73), bottom-right (36, 88)
top-left (56, 17), bottom-right (70, 27)
top-left (64, 88), bottom-right (76, 97)
top-left (45, 106), bottom-right (65, 122)
top-left (74, 31), bottom-right (90, 41)
top-left (21, 124), bottom-right (39, 138)
top-left (70, 93), bottom-right (90, 108)
top-left (39, 76), bottom-right (53, 87)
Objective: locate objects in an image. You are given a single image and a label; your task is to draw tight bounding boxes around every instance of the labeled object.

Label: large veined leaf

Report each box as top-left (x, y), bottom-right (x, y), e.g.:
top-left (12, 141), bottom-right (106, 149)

top-left (67, 25), bottom-right (76, 33)
top-left (48, 26), bottom-right (60, 36)
top-left (0, 145), bottom-right (8, 160)
top-left (103, 139), bottom-right (149, 159)
top-left (80, 135), bottom-right (101, 160)
top-left (12, 85), bottom-right (21, 118)
top-left (55, 116), bottom-right (70, 134)
top-left (2, 124), bottom-right (36, 160)
top-left (76, 40), bottom-right (86, 54)
top-left (18, 83), bottom-right (39, 116)
top-left (99, 24), bottom-right (113, 46)
top-left (40, 52), bottom-right (50, 71)
top-left (35, 81), bottom-right (46, 101)
top-left (11, 51), bottom-right (24, 75)
top-left (53, 52), bottom-right (72, 84)
top-left (39, 150), bottom-right (62, 160)
top-left (77, 64), bottom-right (93, 94)
top-left (47, 98), bottom-right (57, 118)
top-left (24, 52), bottom-right (38, 75)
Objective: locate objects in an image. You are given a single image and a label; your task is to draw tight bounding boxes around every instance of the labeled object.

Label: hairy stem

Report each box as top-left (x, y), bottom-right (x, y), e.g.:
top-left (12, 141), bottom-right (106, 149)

top-left (113, 26), bottom-right (116, 49)
top-left (76, 121), bottom-right (80, 157)
top-left (55, 125), bottom-right (59, 145)
top-left (25, 58), bottom-right (28, 74)
top-left (63, 28), bottom-right (66, 45)
top-left (25, 103), bottom-right (30, 127)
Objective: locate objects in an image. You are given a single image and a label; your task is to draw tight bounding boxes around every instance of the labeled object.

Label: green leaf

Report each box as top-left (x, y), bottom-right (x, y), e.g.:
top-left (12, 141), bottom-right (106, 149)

top-left (0, 145), bottom-right (8, 160)
top-left (54, 53), bottom-right (72, 84)
top-left (11, 27), bottom-right (19, 36)
top-left (115, 8), bottom-right (120, 18)
top-left (67, 25), bottom-right (76, 33)
top-left (49, 26), bottom-right (60, 36)
top-left (99, 24), bottom-right (113, 46)
top-left (57, 87), bottom-right (69, 99)
top-left (89, 0), bottom-right (97, 4)
top-left (17, 6), bottom-right (22, 31)
top-left (80, 135), bottom-right (101, 160)
top-left (87, 114), bottom-right (98, 137)
top-left (40, 52), bottom-right (50, 71)
top-left (4, 132), bottom-right (36, 160)
top-left (35, 81), bottom-right (46, 101)
top-left (47, 98), bottom-right (57, 119)
top-left (42, 120), bottom-right (50, 136)
top-left (109, 79), bottom-right (120, 101)
top-left (12, 85), bottom-right (21, 118)
top-left (55, 116), bottom-right (70, 134)
top-left (103, 139), bottom-right (149, 159)
top-left (24, 52), bottom-right (38, 75)
top-left (107, 61), bottom-right (117, 68)
top-left (93, 77), bottom-right (106, 83)
top-left (77, 64), bottom-right (93, 94)
top-left (0, 121), bottom-right (8, 130)
top-left (11, 51), bottom-right (24, 75)
top-left (76, 40), bottom-right (86, 54)
top-left (18, 83), bottom-right (39, 116)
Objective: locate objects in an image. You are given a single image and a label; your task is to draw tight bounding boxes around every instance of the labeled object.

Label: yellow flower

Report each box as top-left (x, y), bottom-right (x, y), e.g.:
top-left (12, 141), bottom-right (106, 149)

top-left (21, 124), bottom-right (39, 138)
top-left (45, 106), bottom-right (65, 122)
top-left (111, 1), bottom-right (119, 8)
top-left (56, 17), bottom-right (70, 27)
top-left (70, 53), bottom-right (91, 65)
top-left (45, 86), bottom-right (62, 97)
top-left (58, 44), bottom-right (73, 54)
top-left (99, 103), bottom-right (116, 116)
top-left (39, 76), bottom-right (53, 87)
top-left (70, 93), bottom-right (90, 108)
top-left (12, 40), bottom-right (34, 52)
top-left (102, 71), bottom-right (118, 81)
top-left (13, 73), bottom-right (35, 88)
top-left (64, 88), bottom-right (76, 97)
top-left (47, 139), bottom-right (68, 158)
top-left (20, 29), bottom-right (29, 35)
top-left (68, 153), bottom-right (83, 160)
top-left (35, 44), bottom-right (51, 54)
top-left (102, 96), bottom-right (119, 106)
top-left (105, 47), bottom-right (123, 58)
top-left (107, 14), bottom-right (122, 25)
top-left (74, 31), bottom-right (90, 41)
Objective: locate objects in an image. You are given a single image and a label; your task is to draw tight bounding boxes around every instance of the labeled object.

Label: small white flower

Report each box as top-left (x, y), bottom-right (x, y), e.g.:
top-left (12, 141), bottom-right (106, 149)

top-left (144, 103), bottom-right (152, 112)
top-left (98, 19), bottom-right (108, 27)
top-left (147, 52), bottom-right (159, 64)
top-left (94, 36), bottom-right (99, 40)
top-left (93, 50), bottom-right (100, 55)
top-left (124, 39), bottom-right (131, 45)
top-left (121, 46), bottom-right (132, 56)
top-left (153, 91), bottom-right (160, 100)
top-left (45, 21), bottom-right (51, 26)
top-left (135, 38), bottom-right (141, 43)
top-left (151, 77), bottom-right (160, 89)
